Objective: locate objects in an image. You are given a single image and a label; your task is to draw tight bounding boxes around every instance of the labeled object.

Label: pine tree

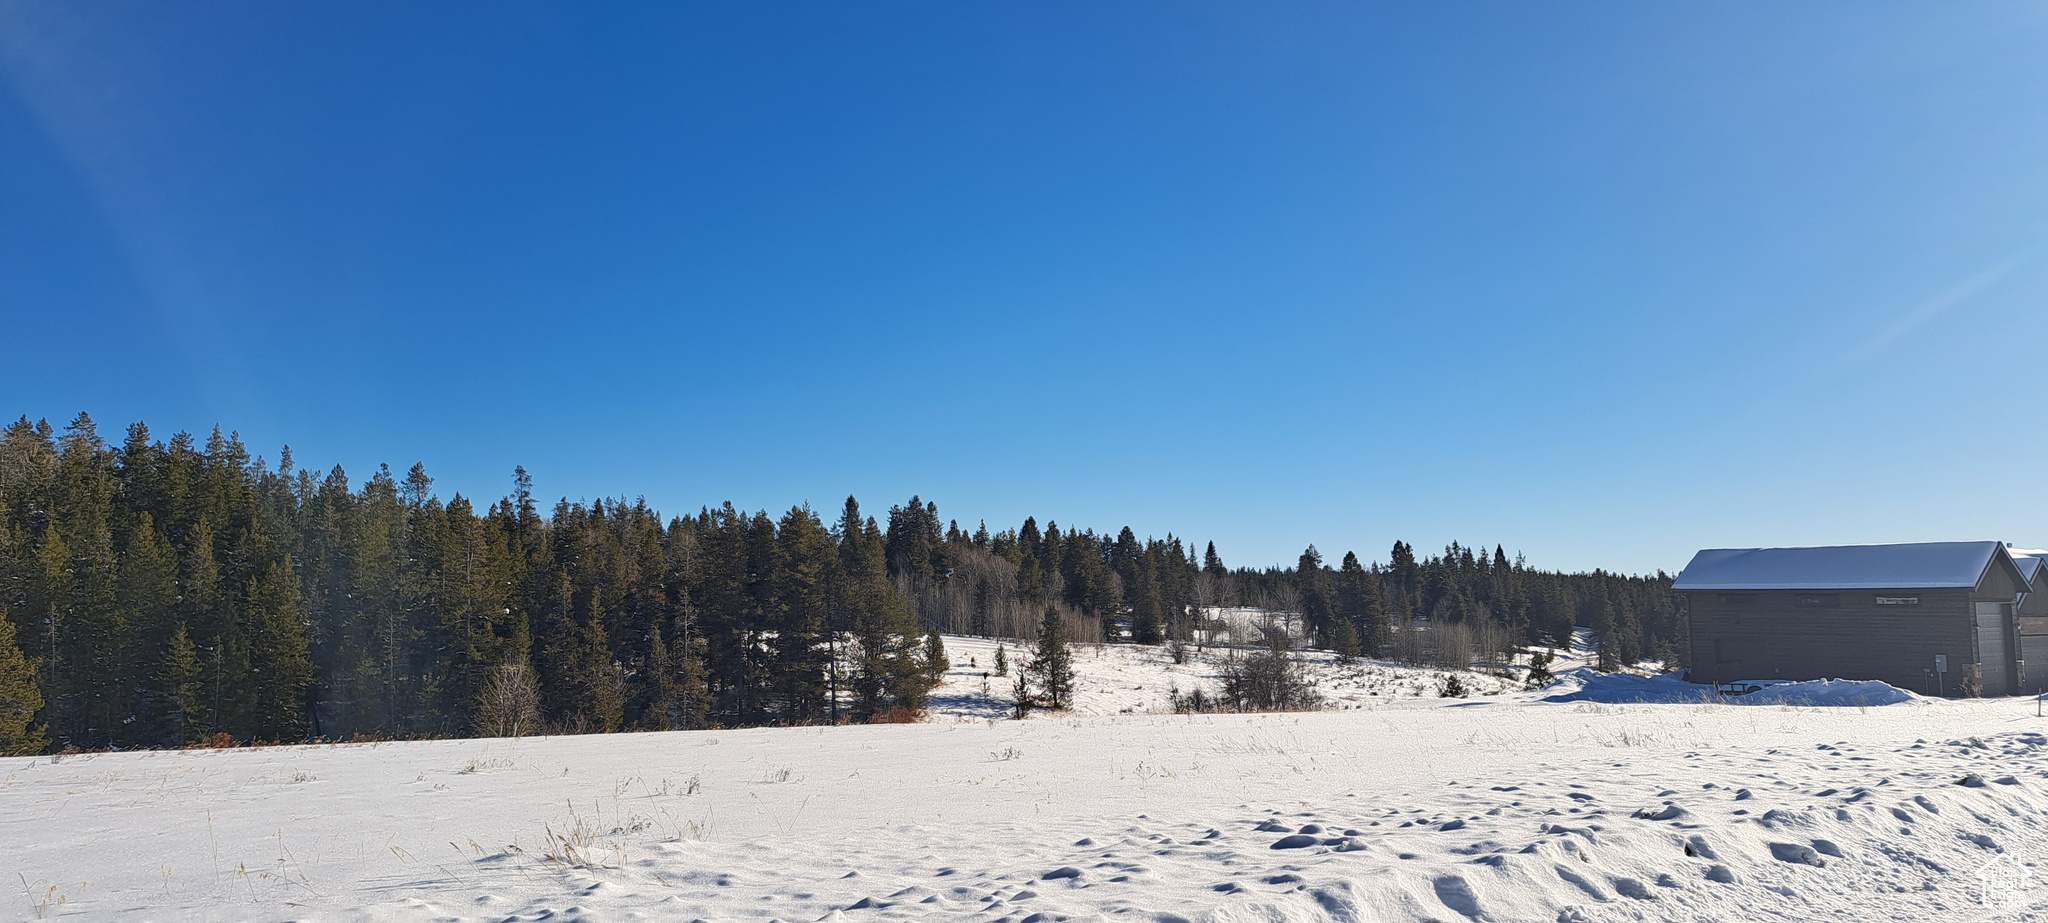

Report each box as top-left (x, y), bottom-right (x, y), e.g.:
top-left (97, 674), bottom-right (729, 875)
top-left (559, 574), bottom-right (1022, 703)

top-left (0, 609), bottom-right (48, 755)
top-left (1296, 545), bottom-right (1336, 647)
top-left (1325, 615), bottom-right (1361, 662)
top-left (54, 412), bottom-right (127, 747)
top-left (1128, 569), bottom-right (1163, 645)
top-left (1591, 598), bottom-right (1621, 672)
top-left (923, 628), bottom-right (948, 682)
top-left (1335, 551), bottom-right (1389, 656)
top-left (771, 505), bottom-right (833, 723)
top-left (243, 558), bottom-right (314, 740)
top-left (180, 517), bottom-right (227, 733)
top-left (1011, 671), bottom-right (1032, 718)
top-left (1026, 606), bottom-right (1074, 710)
top-left (992, 642), bottom-right (1007, 676)
top-left (837, 499), bottom-right (928, 720)
top-left (30, 526), bottom-right (72, 741)
top-left (122, 514), bottom-right (180, 745)
top-left (156, 623), bottom-right (205, 744)
top-left (638, 624), bottom-right (676, 731)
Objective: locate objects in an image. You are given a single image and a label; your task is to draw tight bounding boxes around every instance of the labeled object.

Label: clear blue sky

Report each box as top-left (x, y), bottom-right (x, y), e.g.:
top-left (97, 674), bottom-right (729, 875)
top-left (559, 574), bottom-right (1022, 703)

top-left (5, 3), bottom-right (2047, 575)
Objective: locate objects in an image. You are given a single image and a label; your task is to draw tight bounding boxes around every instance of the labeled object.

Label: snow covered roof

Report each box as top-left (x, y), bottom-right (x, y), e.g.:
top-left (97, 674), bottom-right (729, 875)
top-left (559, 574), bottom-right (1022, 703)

top-left (2011, 550), bottom-right (2046, 584)
top-left (1672, 542), bottom-right (2025, 591)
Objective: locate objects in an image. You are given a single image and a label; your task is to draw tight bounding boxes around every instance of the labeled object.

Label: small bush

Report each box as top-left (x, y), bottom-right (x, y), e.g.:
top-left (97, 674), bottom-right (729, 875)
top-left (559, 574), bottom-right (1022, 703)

top-left (1220, 650), bottom-right (1321, 712)
top-left (1011, 673), bottom-right (1032, 719)
top-left (1168, 684), bottom-right (1220, 714)
top-left (475, 662), bottom-right (544, 738)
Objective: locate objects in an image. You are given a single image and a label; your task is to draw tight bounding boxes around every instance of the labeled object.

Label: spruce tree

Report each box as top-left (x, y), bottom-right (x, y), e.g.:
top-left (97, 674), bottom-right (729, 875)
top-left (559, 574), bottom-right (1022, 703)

top-left (1011, 671), bottom-right (1032, 718)
top-left (0, 609), bottom-right (48, 755)
top-left (31, 526), bottom-right (72, 742)
top-left (1129, 572), bottom-right (1163, 645)
top-left (1026, 606), bottom-right (1074, 710)
top-left (1591, 598), bottom-right (1620, 672)
top-left (157, 623), bottom-right (205, 744)
top-left (122, 514), bottom-right (180, 745)
top-left (1295, 545), bottom-right (1336, 648)
top-left (837, 500), bottom-right (928, 720)
top-left (1325, 615), bottom-right (1361, 662)
top-left (922, 628), bottom-right (948, 683)
top-left (244, 558), bottom-right (314, 740)
top-left (772, 505), bottom-right (833, 722)
top-left (638, 624), bottom-right (676, 731)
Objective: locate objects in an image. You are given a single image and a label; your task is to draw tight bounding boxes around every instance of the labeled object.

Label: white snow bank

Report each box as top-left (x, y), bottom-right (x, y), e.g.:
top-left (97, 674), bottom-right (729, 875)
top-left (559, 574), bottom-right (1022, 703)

top-left (1539, 668), bottom-right (1922, 706)
top-left (8, 691), bottom-right (2046, 922)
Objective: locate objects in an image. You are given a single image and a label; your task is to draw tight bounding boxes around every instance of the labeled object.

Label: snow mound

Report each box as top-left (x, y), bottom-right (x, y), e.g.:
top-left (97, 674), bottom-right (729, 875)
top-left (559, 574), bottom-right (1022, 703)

top-left (1539, 669), bottom-right (1921, 706)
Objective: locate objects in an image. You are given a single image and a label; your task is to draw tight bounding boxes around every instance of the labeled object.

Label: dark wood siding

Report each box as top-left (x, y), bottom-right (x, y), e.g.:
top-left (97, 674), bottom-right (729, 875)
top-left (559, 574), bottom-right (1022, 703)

top-left (2017, 559), bottom-right (2047, 693)
top-left (1686, 588), bottom-right (1974, 695)
top-left (2019, 569), bottom-right (2048, 621)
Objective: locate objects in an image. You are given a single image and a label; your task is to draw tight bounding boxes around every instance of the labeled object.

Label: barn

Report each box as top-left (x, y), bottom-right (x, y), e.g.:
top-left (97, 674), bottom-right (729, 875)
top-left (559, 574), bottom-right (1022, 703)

top-left (1674, 542), bottom-right (2030, 697)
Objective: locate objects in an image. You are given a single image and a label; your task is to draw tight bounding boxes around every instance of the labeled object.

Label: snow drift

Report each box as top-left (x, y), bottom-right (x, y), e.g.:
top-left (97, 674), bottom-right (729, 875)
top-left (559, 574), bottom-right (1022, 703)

top-left (1538, 668), bottom-right (1922, 706)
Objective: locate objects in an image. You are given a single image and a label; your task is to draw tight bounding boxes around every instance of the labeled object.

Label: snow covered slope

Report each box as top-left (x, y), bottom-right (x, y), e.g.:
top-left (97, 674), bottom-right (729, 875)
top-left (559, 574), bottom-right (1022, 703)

top-left (925, 635), bottom-right (1519, 720)
top-left (5, 643), bottom-right (2046, 922)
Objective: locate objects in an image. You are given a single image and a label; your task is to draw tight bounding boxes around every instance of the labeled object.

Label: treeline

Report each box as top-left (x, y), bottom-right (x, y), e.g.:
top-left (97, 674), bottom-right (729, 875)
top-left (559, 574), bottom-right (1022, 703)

top-left (1227, 542), bottom-right (1680, 672)
top-left (0, 414), bottom-right (1678, 754)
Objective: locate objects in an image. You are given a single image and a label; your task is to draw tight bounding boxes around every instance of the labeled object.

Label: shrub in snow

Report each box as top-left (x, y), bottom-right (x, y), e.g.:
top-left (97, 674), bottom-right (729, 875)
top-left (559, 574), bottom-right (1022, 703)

top-left (1011, 673), bottom-right (1032, 719)
top-left (1220, 650), bottom-right (1321, 712)
top-left (475, 663), bottom-right (543, 739)
top-left (1168, 684), bottom-right (1217, 714)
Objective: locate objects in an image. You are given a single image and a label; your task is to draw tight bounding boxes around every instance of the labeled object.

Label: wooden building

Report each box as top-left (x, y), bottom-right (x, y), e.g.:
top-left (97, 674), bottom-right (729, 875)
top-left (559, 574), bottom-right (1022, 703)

top-left (1675, 542), bottom-right (2029, 697)
top-left (2013, 550), bottom-right (2048, 695)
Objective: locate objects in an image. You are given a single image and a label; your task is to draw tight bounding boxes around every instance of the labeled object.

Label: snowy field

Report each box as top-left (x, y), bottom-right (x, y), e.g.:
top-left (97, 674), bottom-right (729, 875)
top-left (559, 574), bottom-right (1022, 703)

top-left (923, 636), bottom-right (1523, 720)
top-left (5, 637), bottom-right (2046, 922)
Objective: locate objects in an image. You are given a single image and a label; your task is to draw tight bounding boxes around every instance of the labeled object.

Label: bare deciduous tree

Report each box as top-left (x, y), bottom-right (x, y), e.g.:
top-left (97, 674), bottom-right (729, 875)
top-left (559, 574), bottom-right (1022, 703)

top-left (475, 662), bottom-right (542, 738)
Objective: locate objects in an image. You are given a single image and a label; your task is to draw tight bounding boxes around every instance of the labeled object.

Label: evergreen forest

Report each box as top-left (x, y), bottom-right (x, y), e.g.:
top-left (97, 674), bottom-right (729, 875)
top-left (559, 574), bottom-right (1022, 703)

top-left (0, 414), bottom-right (1681, 754)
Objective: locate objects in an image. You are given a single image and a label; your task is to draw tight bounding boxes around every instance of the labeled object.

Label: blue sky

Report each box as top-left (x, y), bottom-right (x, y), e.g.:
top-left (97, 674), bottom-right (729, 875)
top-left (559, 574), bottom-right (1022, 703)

top-left (4, 3), bottom-right (2048, 574)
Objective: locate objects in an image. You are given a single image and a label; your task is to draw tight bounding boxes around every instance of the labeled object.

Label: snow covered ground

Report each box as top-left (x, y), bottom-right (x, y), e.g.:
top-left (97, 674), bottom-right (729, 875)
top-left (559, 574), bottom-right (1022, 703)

top-left (6, 637), bottom-right (2047, 922)
top-left (924, 636), bottom-right (1521, 720)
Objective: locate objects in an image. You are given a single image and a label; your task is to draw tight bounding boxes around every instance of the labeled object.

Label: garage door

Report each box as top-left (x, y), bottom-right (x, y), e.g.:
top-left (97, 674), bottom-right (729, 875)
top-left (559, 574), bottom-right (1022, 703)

top-left (2023, 634), bottom-right (2048, 697)
top-left (1975, 602), bottom-right (2012, 697)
